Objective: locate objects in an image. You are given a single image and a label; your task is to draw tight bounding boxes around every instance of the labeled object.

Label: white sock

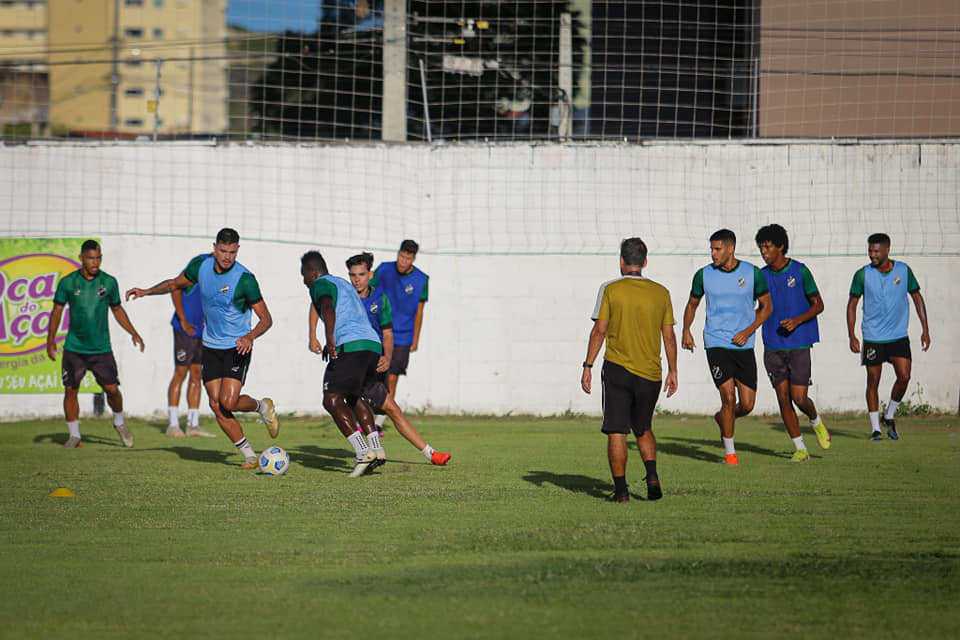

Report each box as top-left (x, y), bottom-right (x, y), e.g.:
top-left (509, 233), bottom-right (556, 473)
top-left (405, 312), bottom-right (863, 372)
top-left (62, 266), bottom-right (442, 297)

top-left (792, 436), bottom-right (806, 451)
top-left (421, 444), bottom-right (435, 460)
top-left (113, 411), bottom-right (124, 427)
top-left (168, 406), bottom-right (179, 427)
top-left (233, 437), bottom-right (256, 460)
top-left (722, 437), bottom-right (736, 455)
top-left (256, 398), bottom-right (266, 413)
top-left (347, 431), bottom-right (369, 456)
top-left (67, 420), bottom-right (81, 438)
top-left (869, 411), bottom-right (881, 432)
top-left (366, 431), bottom-right (383, 452)
top-left (187, 408), bottom-right (200, 427)
top-left (885, 400), bottom-right (900, 420)
top-left (809, 415), bottom-right (821, 428)
top-left (375, 414), bottom-right (386, 428)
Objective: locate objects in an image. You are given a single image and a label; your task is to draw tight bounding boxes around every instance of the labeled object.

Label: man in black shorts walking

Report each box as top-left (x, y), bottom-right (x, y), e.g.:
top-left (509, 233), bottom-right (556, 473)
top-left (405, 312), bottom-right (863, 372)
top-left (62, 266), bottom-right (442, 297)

top-left (581, 238), bottom-right (678, 502)
top-left (46, 240), bottom-right (143, 448)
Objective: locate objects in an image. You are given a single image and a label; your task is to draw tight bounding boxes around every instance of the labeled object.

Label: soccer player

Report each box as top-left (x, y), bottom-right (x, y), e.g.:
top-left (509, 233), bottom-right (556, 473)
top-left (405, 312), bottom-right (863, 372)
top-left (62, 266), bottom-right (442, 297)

top-left (165, 254), bottom-right (214, 438)
top-left (46, 240), bottom-right (143, 449)
top-left (370, 239), bottom-right (428, 427)
top-left (582, 238), bottom-right (677, 502)
top-left (125, 228), bottom-right (279, 469)
top-left (846, 233), bottom-right (931, 440)
top-left (347, 252), bottom-right (450, 466)
top-left (755, 224), bottom-right (831, 461)
top-left (301, 250), bottom-right (384, 477)
top-left (682, 229), bottom-right (771, 466)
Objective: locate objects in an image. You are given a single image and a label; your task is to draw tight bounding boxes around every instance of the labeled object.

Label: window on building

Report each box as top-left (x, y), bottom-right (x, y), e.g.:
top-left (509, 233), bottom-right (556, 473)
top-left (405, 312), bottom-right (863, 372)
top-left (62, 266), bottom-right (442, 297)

top-left (124, 28), bottom-right (143, 38)
top-left (153, 28), bottom-right (163, 39)
top-left (125, 88), bottom-right (144, 97)
top-left (153, 0), bottom-right (163, 7)
top-left (124, 119), bottom-right (144, 127)
top-left (124, 0), bottom-right (143, 6)
top-left (125, 59), bottom-right (142, 67)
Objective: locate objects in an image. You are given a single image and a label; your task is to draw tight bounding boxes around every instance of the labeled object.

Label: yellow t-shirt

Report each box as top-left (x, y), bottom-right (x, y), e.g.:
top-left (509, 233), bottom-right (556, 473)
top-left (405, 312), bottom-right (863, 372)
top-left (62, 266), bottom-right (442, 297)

top-left (597, 276), bottom-right (674, 381)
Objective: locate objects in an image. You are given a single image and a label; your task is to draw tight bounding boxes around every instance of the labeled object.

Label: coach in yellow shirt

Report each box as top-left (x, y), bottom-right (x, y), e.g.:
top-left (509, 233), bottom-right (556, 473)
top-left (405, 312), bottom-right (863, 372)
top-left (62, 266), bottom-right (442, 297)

top-left (581, 237), bottom-right (678, 503)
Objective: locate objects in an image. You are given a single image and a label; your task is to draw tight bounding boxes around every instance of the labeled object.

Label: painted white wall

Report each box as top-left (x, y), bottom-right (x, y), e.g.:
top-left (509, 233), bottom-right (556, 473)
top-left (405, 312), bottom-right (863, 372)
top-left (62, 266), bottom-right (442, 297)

top-left (0, 141), bottom-right (957, 419)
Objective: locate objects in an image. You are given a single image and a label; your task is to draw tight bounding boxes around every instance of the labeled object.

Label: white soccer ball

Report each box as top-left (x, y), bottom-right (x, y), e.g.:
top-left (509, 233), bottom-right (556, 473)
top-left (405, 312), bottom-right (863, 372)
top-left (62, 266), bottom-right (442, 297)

top-left (259, 446), bottom-right (290, 476)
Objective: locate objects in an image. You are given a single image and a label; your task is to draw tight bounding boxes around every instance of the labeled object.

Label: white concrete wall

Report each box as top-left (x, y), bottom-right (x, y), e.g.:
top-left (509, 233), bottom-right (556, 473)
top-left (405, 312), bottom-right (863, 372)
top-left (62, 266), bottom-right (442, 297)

top-left (0, 141), bottom-right (957, 418)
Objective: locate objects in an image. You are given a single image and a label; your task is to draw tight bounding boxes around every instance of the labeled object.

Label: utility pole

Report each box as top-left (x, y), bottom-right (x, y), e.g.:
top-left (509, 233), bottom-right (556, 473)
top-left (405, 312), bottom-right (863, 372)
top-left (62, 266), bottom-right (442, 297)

top-left (382, 0), bottom-right (407, 141)
top-left (109, 0), bottom-right (120, 131)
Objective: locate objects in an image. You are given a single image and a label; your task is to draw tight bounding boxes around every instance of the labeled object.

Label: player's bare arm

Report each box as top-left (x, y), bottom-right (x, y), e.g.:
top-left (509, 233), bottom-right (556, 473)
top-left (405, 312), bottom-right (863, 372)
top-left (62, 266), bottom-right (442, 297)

top-left (308, 303), bottom-right (323, 354)
top-left (910, 290), bottom-right (931, 351)
top-left (317, 295), bottom-right (338, 361)
top-left (110, 305), bottom-right (144, 352)
top-left (662, 324), bottom-right (679, 398)
top-left (46, 302), bottom-right (65, 361)
top-left (581, 319), bottom-right (608, 394)
top-left (681, 295), bottom-right (701, 352)
top-left (846, 295), bottom-right (861, 353)
top-left (378, 327), bottom-right (394, 373)
top-left (236, 299), bottom-right (272, 355)
top-left (781, 292), bottom-right (824, 333)
top-left (172, 288), bottom-right (195, 336)
top-left (125, 272), bottom-right (193, 301)
top-left (411, 301), bottom-right (425, 351)
top-left (732, 291), bottom-right (772, 346)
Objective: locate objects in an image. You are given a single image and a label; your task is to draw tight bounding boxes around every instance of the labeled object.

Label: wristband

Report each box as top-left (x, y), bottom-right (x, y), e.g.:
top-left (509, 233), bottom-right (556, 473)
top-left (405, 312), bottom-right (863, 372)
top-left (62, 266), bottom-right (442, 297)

top-left (582, 362), bottom-right (593, 368)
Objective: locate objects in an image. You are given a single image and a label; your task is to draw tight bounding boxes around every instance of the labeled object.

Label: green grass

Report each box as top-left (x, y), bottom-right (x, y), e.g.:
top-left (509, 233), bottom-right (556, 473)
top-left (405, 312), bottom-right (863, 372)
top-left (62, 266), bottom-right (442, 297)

top-left (1, 413), bottom-right (958, 639)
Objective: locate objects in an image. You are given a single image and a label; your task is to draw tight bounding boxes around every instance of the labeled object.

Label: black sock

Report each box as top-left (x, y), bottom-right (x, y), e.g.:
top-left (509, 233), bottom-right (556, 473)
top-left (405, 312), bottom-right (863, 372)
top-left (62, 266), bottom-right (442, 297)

top-left (613, 475), bottom-right (627, 494)
top-left (643, 459), bottom-right (658, 481)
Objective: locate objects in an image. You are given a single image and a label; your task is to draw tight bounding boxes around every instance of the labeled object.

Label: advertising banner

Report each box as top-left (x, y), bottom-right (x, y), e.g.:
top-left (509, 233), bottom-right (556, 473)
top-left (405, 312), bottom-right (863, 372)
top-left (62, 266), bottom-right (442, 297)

top-left (0, 239), bottom-right (101, 394)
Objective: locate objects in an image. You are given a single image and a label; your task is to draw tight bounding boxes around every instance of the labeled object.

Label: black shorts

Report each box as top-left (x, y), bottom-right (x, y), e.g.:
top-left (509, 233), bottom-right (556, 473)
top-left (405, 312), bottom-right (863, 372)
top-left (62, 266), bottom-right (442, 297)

top-left (763, 349), bottom-right (813, 388)
top-left (388, 344), bottom-right (411, 376)
top-left (61, 350), bottom-right (119, 389)
top-left (706, 348), bottom-right (758, 390)
top-left (173, 329), bottom-right (203, 367)
top-left (601, 360), bottom-right (662, 437)
top-left (862, 337), bottom-right (911, 367)
top-left (324, 350), bottom-right (380, 396)
top-left (360, 372), bottom-right (389, 414)
top-left (201, 346), bottom-right (251, 384)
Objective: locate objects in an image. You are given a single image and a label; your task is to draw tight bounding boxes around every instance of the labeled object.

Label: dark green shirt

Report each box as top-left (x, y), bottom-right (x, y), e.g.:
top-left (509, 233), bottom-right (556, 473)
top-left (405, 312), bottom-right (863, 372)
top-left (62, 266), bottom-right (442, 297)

top-left (53, 270), bottom-right (121, 354)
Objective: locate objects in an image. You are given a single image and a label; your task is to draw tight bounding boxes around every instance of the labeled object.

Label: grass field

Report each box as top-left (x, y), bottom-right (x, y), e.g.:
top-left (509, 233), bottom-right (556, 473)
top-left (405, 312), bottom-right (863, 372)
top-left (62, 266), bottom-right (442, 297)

top-left (1, 412), bottom-right (958, 639)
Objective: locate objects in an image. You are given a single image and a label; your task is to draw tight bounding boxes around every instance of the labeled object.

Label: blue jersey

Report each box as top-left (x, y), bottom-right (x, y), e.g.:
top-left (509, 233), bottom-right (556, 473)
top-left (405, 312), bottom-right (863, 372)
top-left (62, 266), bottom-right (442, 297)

top-left (310, 275), bottom-right (381, 353)
top-left (692, 260), bottom-right (767, 350)
top-left (851, 261), bottom-right (919, 342)
top-left (761, 259), bottom-right (819, 350)
top-left (373, 262), bottom-right (428, 347)
top-left (171, 254), bottom-right (207, 338)
top-left (360, 287), bottom-right (392, 340)
top-left (184, 256), bottom-right (262, 349)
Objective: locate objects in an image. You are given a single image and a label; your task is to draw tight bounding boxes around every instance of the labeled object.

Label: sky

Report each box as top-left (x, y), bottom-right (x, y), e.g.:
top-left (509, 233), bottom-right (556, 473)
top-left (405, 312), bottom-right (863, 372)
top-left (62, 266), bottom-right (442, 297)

top-left (226, 0), bottom-right (321, 33)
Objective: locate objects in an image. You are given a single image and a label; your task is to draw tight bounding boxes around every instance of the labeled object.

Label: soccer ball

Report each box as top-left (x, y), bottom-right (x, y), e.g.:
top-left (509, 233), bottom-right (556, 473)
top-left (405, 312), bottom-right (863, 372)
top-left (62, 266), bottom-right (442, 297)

top-left (259, 446), bottom-right (290, 475)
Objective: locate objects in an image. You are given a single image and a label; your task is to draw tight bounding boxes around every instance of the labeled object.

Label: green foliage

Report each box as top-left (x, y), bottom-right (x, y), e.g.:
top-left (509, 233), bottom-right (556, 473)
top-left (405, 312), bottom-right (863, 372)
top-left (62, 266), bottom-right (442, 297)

top-left (884, 385), bottom-right (938, 417)
top-left (1, 414), bottom-right (958, 638)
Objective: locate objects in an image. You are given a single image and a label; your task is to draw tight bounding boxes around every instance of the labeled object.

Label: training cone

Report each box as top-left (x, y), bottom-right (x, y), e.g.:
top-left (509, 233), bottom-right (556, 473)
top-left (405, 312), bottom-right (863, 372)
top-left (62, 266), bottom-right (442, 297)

top-left (49, 488), bottom-right (75, 498)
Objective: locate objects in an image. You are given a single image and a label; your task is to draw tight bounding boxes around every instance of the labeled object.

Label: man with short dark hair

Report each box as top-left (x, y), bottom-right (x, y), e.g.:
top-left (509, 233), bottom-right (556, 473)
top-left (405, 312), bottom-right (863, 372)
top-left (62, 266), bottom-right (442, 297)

top-left (46, 240), bottom-right (143, 448)
top-left (682, 229), bottom-right (772, 466)
top-left (582, 237), bottom-right (678, 502)
top-left (846, 233), bottom-right (930, 440)
top-left (302, 250), bottom-right (384, 477)
top-left (755, 224), bottom-right (831, 461)
top-left (126, 228), bottom-right (279, 469)
top-left (346, 252), bottom-right (450, 466)
top-left (370, 240), bottom-right (428, 428)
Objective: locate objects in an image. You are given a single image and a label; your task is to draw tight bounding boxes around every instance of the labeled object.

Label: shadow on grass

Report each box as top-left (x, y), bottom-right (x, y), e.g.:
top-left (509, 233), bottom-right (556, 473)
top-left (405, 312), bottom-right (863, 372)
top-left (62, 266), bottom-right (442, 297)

top-left (288, 444), bottom-right (355, 474)
top-left (33, 432), bottom-right (125, 447)
top-left (658, 435), bottom-right (781, 461)
top-left (523, 471), bottom-right (613, 500)
top-left (157, 445), bottom-right (235, 466)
